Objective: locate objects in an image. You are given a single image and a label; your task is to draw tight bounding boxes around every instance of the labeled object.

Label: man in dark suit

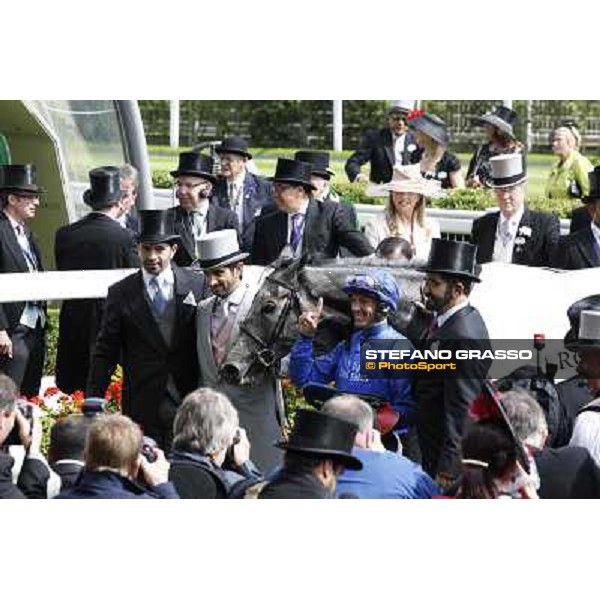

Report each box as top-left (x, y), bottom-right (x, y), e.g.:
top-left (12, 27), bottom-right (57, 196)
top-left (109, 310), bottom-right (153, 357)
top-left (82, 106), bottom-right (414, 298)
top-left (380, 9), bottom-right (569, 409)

top-left (118, 163), bottom-right (140, 234)
top-left (54, 167), bottom-right (140, 394)
top-left (0, 165), bottom-right (47, 398)
top-left (569, 205), bottom-right (592, 234)
top-left (211, 137), bottom-right (274, 253)
top-left (250, 158), bottom-right (373, 265)
top-left (168, 152), bottom-right (239, 267)
top-left (471, 154), bottom-right (559, 267)
top-left (414, 239), bottom-right (491, 486)
top-left (503, 388), bottom-right (600, 499)
top-left (345, 101), bottom-right (422, 184)
top-left (555, 166), bottom-right (600, 270)
top-left (86, 210), bottom-right (207, 448)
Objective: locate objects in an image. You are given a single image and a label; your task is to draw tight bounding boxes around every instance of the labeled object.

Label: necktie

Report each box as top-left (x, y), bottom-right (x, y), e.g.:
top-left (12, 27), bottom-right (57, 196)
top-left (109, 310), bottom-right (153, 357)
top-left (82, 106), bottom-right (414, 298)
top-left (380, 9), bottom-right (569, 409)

top-left (211, 299), bottom-right (234, 366)
top-left (426, 318), bottom-right (440, 341)
top-left (150, 277), bottom-right (168, 315)
top-left (290, 213), bottom-right (305, 252)
top-left (16, 224), bottom-right (38, 270)
top-left (499, 219), bottom-right (511, 247)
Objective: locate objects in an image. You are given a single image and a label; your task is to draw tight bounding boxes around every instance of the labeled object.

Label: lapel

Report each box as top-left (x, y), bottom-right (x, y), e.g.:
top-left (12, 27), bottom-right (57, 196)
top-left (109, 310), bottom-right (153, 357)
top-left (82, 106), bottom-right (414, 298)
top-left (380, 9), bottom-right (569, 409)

top-left (480, 213), bottom-right (498, 263)
top-left (576, 228), bottom-right (600, 267)
top-left (270, 210), bottom-right (288, 256)
top-left (302, 199), bottom-right (320, 254)
top-left (123, 271), bottom-right (168, 354)
top-left (222, 281), bottom-right (256, 359)
top-left (242, 173), bottom-right (260, 227)
top-left (512, 208), bottom-right (532, 264)
top-left (174, 207), bottom-right (196, 261)
top-left (198, 296), bottom-right (219, 377)
top-left (0, 214), bottom-right (31, 272)
top-left (171, 265), bottom-right (198, 348)
top-left (382, 128), bottom-right (395, 169)
top-left (206, 205), bottom-right (216, 232)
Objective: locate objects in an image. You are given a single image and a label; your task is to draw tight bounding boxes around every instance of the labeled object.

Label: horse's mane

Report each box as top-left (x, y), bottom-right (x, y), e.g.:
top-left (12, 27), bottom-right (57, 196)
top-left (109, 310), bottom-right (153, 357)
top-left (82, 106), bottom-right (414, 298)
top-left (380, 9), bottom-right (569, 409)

top-left (310, 256), bottom-right (427, 269)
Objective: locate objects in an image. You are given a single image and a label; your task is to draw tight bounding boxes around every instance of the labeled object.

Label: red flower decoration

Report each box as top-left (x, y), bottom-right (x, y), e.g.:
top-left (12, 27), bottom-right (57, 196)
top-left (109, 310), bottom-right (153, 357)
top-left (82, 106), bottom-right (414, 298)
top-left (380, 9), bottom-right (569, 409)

top-left (469, 390), bottom-right (502, 422)
top-left (407, 109), bottom-right (425, 121)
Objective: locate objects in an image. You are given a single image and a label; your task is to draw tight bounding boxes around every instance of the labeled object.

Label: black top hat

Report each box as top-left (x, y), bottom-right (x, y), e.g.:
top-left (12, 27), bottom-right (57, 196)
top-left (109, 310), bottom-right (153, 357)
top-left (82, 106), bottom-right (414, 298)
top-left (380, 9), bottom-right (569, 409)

top-left (269, 158), bottom-right (317, 191)
top-left (476, 106), bottom-right (518, 139)
top-left (0, 164), bottom-right (45, 195)
top-left (564, 294), bottom-right (600, 350)
top-left (294, 151), bottom-right (335, 180)
top-left (303, 383), bottom-right (386, 409)
top-left (583, 166), bottom-right (600, 204)
top-left (170, 152), bottom-right (216, 183)
top-left (83, 167), bottom-right (122, 209)
top-left (215, 136), bottom-right (252, 159)
top-left (137, 210), bottom-right (180, 244)
top-left (407, 113), bottom-right (450, 147)
top-left (276, 409), bottom-right (363, 470)
top-left (421, 239), bottom-right (481, 282)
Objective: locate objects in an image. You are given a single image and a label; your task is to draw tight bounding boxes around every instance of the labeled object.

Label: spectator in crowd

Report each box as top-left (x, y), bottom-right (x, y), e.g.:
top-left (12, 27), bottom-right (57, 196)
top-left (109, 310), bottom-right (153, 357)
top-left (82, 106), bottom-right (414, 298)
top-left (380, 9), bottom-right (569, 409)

top-left (0, 374), bottom-right (49, 499)
top-left (250, 158), bottom-right (373, 265)
top-left (375, 236), bottom-right (414, 261)
top-left (554, 166), bottom-right (600, 270)
top-left (454, 421), bottom-right (536, 499)
top-left (0, 164), bottom-right (47, 398)
top-left (546, 121), bottom-right (593, 202)
top-left (345, 100), bottom-right (421, 185)
top-left (259, 409), bottom-right (362, 499)
top-left (169, 388), bottom-right (262, 499)
top-left (118, 163), bottom-right (140, 233)
top-left (56, 414), bottom-right (178, 499)
top-left (407, 111), bottom-right (463, 189)
top-left (471, 154), bottom-right (559, 267)
top-left (168, 152), bottom-right (239, 266)
top-left (289, 269), bottom-right (415, 440)
top-left (364, 164), bottom-right (442, 261)
top-left (47, 415), bottom-right (93, 494)
top-left (86, 210), bottom-right (206, 449)
top-left (503, 388), bottom-right (600, 499)
top-left (294, 150), bottom-right (358, 229)
top-left (415, 240), bottom-right (491, 486)
top-left (55, 167), bottom-right (140, 394)
top-left (569, 310), bottom-right (600, 467)
top-left (322, 394), bottom-right (439, 499)
top-left (196, 230), bottom-right (282, 473)
top-left (212, 137), bottom-right (273, 253)
top-left (466, 105), bottom-right (522, 189)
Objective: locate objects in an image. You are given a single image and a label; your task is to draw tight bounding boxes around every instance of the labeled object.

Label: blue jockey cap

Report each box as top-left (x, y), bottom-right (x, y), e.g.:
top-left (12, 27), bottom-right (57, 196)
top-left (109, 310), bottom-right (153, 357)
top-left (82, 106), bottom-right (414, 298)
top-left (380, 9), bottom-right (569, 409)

top-left (342, 269), bottom-right (401, 311)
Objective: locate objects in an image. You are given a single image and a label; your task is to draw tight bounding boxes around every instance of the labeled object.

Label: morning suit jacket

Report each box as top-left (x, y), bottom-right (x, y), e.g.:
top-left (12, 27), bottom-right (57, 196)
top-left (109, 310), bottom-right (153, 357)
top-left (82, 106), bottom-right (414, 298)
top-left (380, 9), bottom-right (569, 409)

top-left (471, 207), bottom-right (560, 267)
top-left (569, 205), bottom-right (592, 234)
top-left (345, 128), bottom-right (422, 184)
top-left (54, 212), bottom-right (140, 393)
top-left (168, 204), bottom-right (240, 267)
top-left (212, 172), bottom-right (275, 253)
top-left (553, 226), bottom-right (600, 270)
top-left (250, 198), bottom-right (374, 266)
top-left (415, 305), bottom-right (491, 479)
top-left (86, 265), bottom-right (206, 442)
top-left (535, 446), bottom-right (600, 499)
top-left (0, 211), bottom-right (46, 332)
top-left (197, 273), bottom-right (282, 474)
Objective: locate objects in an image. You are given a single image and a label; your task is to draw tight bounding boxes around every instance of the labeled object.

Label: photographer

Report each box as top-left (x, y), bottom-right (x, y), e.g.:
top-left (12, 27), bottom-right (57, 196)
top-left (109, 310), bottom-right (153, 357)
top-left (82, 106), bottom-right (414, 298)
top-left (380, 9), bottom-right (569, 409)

top-left (56, 414), bottom-right (179, 499)
top-left (169, 388), bottom-right (263, 499)
top-left (0, 374), bottom-right (49, 499)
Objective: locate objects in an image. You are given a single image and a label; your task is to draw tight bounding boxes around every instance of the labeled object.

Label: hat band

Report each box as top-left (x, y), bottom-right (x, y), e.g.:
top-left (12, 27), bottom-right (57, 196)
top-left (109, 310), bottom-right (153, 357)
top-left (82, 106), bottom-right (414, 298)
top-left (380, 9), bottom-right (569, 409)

top-left (491, 173), bottom-right (526, 187)
top-left (199, 249), bottom-right (247, 269)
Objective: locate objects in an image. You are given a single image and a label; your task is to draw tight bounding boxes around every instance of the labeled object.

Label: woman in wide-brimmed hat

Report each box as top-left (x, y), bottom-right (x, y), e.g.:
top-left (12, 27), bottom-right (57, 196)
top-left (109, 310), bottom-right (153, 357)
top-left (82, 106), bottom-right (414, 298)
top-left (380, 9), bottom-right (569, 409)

top-left (364, 164), bottom-right (442, 260)
top-left (406, 110), bottom-right (463, 189)
top-left (466, 105), bottom-right (523, 189)
top-left (545, 120), bottom-right (593, 200)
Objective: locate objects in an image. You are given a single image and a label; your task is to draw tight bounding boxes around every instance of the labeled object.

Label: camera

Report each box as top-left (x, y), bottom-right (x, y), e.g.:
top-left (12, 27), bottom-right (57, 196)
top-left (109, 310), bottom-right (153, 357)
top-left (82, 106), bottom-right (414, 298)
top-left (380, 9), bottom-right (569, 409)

top-left (4, 402), bottom-right (33, 446)
top-left (141, 435), bottom-right (158, 463)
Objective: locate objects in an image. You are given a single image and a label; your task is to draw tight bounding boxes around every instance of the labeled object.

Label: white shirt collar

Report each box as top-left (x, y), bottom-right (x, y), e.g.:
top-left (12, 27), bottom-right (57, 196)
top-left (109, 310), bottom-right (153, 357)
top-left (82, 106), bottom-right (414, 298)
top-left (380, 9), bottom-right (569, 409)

top-left (436, 299), bottom-right (469, 328)
top-left (142, 265), bottom-right (175, 290)
top-left (291, 198), bottom-right (310, 217)
top-left (4, 210), bottom-right (24, 233)
top-left (229, 171), bottom-right (246, 188)
top-left (190, 199), bottom-right (210, 215)
top-left (498, 204), bottom-right (525, 230)
top-left (218, 280), bottom-right (246, 308)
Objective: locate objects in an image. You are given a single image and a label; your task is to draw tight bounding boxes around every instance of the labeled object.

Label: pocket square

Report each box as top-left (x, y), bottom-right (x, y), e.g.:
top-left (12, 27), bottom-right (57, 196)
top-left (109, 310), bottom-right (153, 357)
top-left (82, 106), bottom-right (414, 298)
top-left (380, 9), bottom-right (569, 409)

top-left (183, 291), bottom-right (197, 307)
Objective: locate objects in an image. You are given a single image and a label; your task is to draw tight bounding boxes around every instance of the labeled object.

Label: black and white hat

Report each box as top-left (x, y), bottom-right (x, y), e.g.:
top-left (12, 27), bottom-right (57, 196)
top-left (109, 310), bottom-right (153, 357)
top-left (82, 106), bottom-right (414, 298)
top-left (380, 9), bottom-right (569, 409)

top-left (488, 154), bottom-right (527, 188)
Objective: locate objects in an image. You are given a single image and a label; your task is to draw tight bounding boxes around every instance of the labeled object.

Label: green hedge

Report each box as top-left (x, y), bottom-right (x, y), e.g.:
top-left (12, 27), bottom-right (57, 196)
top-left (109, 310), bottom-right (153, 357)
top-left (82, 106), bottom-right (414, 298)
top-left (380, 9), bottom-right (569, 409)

top-left (44, 308), bottom-right (59, 376)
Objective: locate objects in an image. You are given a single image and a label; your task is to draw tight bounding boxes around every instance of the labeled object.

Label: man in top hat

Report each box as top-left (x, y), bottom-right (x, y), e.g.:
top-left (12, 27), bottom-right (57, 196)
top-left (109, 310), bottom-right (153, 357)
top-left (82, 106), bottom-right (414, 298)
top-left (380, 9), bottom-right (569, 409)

top-left (414, 239), bottom-right (491, 485)
top-left (294, 150), bottom-right (358, 230)
top-left (86, 210), bottom-right (207, 448)
top-left (54, 166), bottom-right (140, 394)
top-left (471, 154), bottom-right (559, 267)
top-left (168, 151), bottom-right (239, 267)
top-left (250, 158), bottom-right (373, 265)
top-left (555, 166), bottom-right (600, 270)
top-left (196, 229), bottom-right (282, 473)
top-left (258, 409), bottom-right (363, 499)
top-left (466, 105), bottom-right (521, 189)
top-left (345, 100), bottom-right (422, 184)
top-left (117, 163), bottom-right (141, 234)
top-left (0, 164), bottom-right (47, 397)
top-left (211, 137), bottom-right (274, 254)
top-left (568, 310), bottom-right (600, 467)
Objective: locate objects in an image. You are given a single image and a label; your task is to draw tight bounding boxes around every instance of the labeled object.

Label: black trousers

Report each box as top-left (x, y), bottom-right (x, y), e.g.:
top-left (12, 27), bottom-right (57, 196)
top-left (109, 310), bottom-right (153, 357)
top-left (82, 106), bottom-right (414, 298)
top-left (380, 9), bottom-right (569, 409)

top-left (0, 323), bottom-right (46, 398)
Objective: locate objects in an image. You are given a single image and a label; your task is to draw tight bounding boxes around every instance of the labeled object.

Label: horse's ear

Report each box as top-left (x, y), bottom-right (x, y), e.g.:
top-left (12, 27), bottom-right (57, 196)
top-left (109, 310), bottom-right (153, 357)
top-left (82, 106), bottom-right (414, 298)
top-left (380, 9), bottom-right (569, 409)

top-left (299, 252), bottom-right (313, 267)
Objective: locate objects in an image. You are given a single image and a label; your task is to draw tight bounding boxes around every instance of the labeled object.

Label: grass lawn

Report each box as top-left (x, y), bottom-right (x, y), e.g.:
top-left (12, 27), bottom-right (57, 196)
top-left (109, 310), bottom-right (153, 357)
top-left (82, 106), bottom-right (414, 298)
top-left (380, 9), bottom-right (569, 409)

top-left (148, 146), bottom-right (570, 199)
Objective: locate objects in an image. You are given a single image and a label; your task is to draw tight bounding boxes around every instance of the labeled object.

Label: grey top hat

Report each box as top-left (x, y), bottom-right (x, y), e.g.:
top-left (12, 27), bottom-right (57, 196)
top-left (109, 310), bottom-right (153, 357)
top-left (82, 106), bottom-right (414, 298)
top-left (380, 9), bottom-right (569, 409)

top-left (570, 310), bottom-right (600, 351)
top-left (388, 100), bottom-right (415, 114)
top-left (488, 153), bottom-right (527, 188)
top-left (197, 229), bottom-right (249, 269)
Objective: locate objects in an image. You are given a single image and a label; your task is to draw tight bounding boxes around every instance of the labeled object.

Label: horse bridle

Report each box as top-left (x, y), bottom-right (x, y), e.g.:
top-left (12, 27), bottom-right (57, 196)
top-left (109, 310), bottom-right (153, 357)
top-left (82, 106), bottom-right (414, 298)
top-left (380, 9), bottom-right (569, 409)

top-left (238, 274), bottom-right (299, 368)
